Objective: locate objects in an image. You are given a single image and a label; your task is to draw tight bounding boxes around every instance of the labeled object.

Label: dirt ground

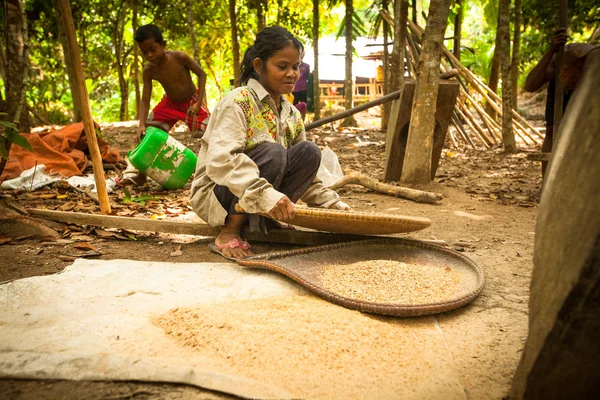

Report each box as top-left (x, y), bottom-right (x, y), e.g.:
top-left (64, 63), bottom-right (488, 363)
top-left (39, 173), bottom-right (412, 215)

top-left (0, 105), bottom-right (546, 399)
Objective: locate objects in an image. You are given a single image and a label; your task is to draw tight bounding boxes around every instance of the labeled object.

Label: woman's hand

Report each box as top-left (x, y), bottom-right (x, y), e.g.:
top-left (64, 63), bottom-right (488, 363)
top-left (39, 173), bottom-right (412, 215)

top-left (268, 196), bottom-right (295, 222)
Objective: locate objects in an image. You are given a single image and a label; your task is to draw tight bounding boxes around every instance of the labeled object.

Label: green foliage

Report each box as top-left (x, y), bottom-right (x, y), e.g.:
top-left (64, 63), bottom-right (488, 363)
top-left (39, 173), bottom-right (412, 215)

top-left (121, 187), bottom-right (161, 205)
top-left (461, 41), bottom-right (495, 83)
top-left (18, 0), bottom-right (598, 127)
top-left (0, 113), bottom-right (32, 158)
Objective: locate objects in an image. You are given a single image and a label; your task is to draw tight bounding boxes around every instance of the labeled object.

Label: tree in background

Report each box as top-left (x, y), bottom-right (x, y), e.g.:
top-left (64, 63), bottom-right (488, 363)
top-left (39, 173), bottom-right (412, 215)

top-left (132, 0), bottom-right (140, 119)
top-left (341, 0), bottom-right (357, 126)
top-left (0, 0), bottom-right (31, 178)
top-left (230, 0), bottom-right (241, 86)
top-left (453, 0), bottom-right (462, 60)
top-left (390, 0), bottom-right (408, 99)
top-left (313, 0), bottom-right (321, 120)
top-left (56, 1), bottom-right (82, 122)
top-left (400, 0), bottom-right (450, 184)
top-left (380, 0), bottom-right (391, 129)
top-left (497, 0), bottom-right (516, 153)
top-left (2, 0), bottom-right (30, 133)
top-left (511, 0), bottom-right (521, 108)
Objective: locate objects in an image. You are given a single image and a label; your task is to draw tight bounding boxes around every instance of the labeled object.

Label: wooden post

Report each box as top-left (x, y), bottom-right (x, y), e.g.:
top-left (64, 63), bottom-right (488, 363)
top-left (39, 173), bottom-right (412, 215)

top-left (56, 0), bottom-right (111, 214)
top-left (553, 0), bottom-right (568, 143)
top-left (400, 0), bottom-right (451, 184)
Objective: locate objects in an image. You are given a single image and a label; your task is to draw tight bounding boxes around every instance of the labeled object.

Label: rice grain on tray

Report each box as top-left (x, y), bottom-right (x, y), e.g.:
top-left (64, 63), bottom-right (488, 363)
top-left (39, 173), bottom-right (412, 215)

top-left (319, 260), bottom-right (461, 304)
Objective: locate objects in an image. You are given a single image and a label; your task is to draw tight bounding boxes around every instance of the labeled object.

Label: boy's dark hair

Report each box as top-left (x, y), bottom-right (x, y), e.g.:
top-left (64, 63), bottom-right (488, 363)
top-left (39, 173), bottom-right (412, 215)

top-left (135, 24), bottom-right (164, 43)
top-left (240, 26), bottom-right (304, 85)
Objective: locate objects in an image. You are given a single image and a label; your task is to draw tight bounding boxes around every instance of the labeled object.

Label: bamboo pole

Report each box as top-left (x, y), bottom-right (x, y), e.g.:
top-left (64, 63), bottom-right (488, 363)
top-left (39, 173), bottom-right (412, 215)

top-left (452, 113), bottom-right (477, 149)
top-left (408, 19), bottom-right (543, 140)
top-left (455, 106), bottom-right (491, 149)
top-left (57, 0), bottom-right (111, 214)
top-left (447, 126), bottom-right (459, 148)
top-left (458, 101), bottom-right (495, 146)
top-left (554, 0), bottom-right (569, 141)
top-left (462, 63), bottom-right (544, 139)
top-left (452, 112), bottom-right (477, 150)
top-left (305, 90), bottom-right (401, 131)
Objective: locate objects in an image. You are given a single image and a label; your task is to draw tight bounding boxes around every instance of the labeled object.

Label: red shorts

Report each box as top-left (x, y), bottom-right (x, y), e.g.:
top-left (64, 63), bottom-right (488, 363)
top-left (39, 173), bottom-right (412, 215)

top-left (148, 89), bottom-right (210, 133)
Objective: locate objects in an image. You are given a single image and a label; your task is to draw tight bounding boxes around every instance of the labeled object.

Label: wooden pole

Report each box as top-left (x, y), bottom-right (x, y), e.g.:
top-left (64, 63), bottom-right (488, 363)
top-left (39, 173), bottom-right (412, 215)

top-left (553, 0), bottom-right (568, 142)
top-left (57, 0), bottom-right (111, 214)
top-left (305, 90), bottom-right (401, 130)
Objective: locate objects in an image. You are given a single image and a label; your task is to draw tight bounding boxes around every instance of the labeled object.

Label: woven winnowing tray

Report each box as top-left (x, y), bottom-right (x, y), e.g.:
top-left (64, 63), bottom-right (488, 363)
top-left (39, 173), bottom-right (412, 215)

top-left (282, 208), bottom-right (431, 235)
top-left (238, 238), bottom-right (485, 317)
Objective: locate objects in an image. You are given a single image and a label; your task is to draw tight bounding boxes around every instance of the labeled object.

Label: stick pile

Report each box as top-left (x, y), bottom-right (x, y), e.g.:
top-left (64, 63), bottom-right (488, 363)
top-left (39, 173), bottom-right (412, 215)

top-left (380, 10), bottom-right (544, 150)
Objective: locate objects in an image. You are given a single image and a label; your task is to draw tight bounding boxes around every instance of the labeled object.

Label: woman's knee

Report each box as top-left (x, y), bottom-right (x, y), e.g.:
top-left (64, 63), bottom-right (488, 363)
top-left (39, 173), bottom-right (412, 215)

top-left (293, 141), bottom-right (321, 167)
top-left (248, 142), bottom-right (288, 181)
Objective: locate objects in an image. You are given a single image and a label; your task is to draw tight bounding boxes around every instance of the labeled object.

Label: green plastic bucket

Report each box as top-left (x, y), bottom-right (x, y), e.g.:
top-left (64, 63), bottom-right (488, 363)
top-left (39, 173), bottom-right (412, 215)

top-left (127, 126), bottom-right (198, 189)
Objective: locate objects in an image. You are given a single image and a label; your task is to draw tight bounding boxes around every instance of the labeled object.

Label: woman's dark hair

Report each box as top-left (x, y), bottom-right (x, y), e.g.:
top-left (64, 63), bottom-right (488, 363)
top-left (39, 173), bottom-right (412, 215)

top-left (239, 26), bottom-right (304, 85)
top-left (135, 24), bottom-right (164, 43)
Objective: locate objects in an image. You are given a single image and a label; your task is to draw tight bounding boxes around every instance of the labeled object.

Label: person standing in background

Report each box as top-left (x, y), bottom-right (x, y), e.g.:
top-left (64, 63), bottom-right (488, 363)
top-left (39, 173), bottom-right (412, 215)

top-left (292, 58), bottom-right (310, 105)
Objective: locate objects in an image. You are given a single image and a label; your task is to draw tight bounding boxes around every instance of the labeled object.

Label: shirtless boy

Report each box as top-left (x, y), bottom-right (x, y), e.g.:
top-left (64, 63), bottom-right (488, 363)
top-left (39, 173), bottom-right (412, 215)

top-left (121, 24), bottom-right (210, 186)
top-left (135, 24), bottom-right (210, 141)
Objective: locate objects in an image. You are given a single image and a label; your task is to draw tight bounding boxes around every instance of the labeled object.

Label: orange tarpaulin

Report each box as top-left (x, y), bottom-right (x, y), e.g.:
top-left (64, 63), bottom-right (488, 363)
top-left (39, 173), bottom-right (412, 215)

top-left (0, 123), bottom-right (120, 182)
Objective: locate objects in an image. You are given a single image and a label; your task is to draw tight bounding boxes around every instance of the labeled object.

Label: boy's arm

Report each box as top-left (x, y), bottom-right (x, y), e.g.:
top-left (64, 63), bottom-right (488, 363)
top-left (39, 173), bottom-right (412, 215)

top-left (180, 52), bottom-right (207, 105)
top-left (137, 66), bottom-right (153, 142)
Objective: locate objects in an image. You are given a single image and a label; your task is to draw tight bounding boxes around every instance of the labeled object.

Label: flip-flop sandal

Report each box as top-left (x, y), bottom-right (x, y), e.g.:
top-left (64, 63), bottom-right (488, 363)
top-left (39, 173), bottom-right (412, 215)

top-left (208, 238), bottom-right (252, 262)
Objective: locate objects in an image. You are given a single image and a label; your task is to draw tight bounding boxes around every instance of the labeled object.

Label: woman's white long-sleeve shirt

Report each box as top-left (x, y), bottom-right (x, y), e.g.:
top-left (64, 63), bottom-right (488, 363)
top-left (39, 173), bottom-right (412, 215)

top-left (190, 78), bottom-right (340, 227)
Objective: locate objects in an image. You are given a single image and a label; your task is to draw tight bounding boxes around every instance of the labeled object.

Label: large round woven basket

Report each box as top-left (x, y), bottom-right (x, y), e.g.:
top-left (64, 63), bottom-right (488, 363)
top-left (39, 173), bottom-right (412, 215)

top-left (238, 238), bottom-right (485, 317)
top-left (286, 208), bottom-right (431, 234)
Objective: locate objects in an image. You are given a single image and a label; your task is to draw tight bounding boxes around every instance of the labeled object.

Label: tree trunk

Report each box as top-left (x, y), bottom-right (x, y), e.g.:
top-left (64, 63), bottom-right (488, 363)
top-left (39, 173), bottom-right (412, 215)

top-left (0, 38), bottom-right (6, 84)
top-left (486, 9), bottom-right (501, 120)
top-left (412, 0), bottom-right (417, 23)
top-left (230, 0), bottom-right (241, 86)
top-left (3, 0), bottom-right (30, 132)
top-left (0, 0), bottom-right (29, 177)
top-left (511, 0), bottom-right (521, 108)
top-left (56, 4), bottom-right (82, 122)
top-left (112, 1), bottom-right (128, 121)
top-left (390, 0), bottom-right (408, 93)
top-left (453, 0), bottom-right (462, 60)
top-left (256, 1), bottom-right (266, 32)
top-left (186, 0), bottom-right (201, 89)
top-left (132, 0), bottom-right (140, 119)
top-left (312, 0), bottom-right (320, 120)
top-left (400, 0), bottom-right (450, 184)
top-left (341, 0), bottom-right (357, 126)
top-left (381, 0), bottom-right (391, 129)
top-left (498, 0), bottom-right (516, 153)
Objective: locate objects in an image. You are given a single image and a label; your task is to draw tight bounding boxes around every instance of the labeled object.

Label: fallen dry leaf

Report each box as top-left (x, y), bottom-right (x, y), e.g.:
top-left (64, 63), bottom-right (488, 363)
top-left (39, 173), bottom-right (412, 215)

top-left (58, 202), bottom-right (77, 211)
top-left (93, 228), bottom-right (128, 240)
top-left (74, 242), bottom-right (99, 252)
top-left (70, 234), bottom-right (96, 242)
top-left (0, 234), bottom-right (12, 245)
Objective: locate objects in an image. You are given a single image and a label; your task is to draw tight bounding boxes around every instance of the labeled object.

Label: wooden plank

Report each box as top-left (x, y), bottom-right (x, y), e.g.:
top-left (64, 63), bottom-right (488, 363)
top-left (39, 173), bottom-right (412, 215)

top-left (29, 209), bottom-right (217, 236)
top-left (526, 152), bottom-right (552, 162)
top-left (27, 209), bottom-right (404, 246)
top-left (56, 0), bottom-right (111, 214)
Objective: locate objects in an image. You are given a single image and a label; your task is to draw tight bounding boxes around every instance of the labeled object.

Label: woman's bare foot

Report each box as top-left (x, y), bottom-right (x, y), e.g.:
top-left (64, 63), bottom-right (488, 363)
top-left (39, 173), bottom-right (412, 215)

top-left (214, 215), bottom-right (255, 259)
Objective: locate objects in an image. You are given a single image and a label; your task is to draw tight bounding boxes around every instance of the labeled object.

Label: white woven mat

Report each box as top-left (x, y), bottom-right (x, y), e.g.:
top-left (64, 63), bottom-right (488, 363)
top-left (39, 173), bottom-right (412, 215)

top-left (0, 259), bottom-right (466, 399)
